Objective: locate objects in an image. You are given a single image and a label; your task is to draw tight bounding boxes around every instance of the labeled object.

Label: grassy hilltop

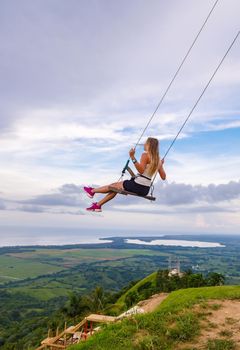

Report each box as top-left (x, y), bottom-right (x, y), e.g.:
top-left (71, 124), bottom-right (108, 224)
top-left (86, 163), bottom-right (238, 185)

top-left (70, 285), bottom-right (240, 350)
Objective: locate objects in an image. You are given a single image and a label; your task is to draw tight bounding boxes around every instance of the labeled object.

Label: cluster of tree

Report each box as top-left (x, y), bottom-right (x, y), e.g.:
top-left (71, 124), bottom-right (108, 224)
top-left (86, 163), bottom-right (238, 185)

top-left (0, 285), bottom-right (114, 349)
top-left (0, 290), bottom-right (65, 350)
top-left (48, 281), bottom-right (137, 331)
top-left (156, 270), bottom-right (225, 291)
top-left (124, 270), bottom-right (225, 308)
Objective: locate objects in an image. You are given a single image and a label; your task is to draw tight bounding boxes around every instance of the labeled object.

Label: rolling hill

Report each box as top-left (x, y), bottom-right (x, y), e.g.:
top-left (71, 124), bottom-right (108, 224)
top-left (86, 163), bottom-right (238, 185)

top-left (69, 285), bottom-right (240, 350)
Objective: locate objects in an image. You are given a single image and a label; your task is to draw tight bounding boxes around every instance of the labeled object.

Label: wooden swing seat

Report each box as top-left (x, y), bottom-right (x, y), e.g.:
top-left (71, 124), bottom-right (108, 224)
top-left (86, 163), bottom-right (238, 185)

top-left (109, 186), bottom-right (156, 201)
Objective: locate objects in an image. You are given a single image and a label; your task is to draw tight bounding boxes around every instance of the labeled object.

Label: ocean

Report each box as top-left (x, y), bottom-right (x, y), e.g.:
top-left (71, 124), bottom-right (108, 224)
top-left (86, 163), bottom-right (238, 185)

top-left (0, 226), bottom-right (229, 248)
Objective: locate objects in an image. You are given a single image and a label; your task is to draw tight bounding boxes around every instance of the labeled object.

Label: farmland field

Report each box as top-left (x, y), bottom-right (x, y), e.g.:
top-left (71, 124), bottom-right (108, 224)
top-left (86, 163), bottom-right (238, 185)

top-left (0, 248), bottom-right (168, 285)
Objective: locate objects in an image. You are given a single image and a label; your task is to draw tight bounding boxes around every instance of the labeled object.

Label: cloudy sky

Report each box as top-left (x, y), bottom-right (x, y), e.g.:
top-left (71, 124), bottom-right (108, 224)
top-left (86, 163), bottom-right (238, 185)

top-left (0, 0), bottom-right (239, 237)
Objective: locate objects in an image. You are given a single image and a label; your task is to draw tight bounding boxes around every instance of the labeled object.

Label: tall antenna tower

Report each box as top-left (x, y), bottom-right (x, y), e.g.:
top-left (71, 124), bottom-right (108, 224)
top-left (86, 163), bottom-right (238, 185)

top-left (168, 255), bottom-right (181, 274)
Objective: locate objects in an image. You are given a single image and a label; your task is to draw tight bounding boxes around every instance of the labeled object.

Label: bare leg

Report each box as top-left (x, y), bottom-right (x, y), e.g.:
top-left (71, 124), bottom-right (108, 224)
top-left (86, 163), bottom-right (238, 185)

top-left (93, 182), bottom-right (124, 194)
top-left (94, 182), bottom-right (124, 207)
top-left (93, 185), bottom-right (111, 194)
top-left (97, 192), bottom-right (117, 206)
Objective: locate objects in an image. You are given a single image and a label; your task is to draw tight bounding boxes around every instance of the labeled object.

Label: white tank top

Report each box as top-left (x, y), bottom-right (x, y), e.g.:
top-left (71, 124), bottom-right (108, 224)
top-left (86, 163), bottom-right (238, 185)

top-left (134, 163), bottom-right (152, 187)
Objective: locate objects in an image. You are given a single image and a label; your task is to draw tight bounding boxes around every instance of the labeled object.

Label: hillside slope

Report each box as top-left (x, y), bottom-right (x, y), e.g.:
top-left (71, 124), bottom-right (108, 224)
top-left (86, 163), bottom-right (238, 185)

top-left (69, 285), bottom-right (240, 350)
top-left (113, 271), bottom-right (158, 312)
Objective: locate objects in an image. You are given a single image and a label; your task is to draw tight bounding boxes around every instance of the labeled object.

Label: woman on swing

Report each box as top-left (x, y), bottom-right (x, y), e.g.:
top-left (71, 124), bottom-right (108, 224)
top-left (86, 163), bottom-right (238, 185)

top-left (84, 137), bottom-right (166, 212)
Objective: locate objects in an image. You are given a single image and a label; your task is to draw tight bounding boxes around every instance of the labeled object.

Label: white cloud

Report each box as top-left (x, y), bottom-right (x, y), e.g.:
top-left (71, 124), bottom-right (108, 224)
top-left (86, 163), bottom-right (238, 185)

top-left (0, 0), bottom-right (239, 234)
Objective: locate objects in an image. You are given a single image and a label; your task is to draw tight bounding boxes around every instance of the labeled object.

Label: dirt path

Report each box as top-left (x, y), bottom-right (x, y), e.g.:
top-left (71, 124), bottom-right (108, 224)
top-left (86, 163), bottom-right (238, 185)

top-left (177, 299), bottom-right (240, 349)
top-left (137, 293), bottom-right (169, 313)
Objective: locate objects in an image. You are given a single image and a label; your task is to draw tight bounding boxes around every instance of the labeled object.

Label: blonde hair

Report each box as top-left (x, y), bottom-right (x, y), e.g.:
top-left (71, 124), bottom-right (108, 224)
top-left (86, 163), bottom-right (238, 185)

top-left (146, 137), bottom-right (160, 176)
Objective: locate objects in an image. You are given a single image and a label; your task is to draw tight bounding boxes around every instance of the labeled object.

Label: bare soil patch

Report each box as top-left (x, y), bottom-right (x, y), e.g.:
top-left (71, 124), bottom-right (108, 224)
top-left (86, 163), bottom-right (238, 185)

top-left (177, 299), bottom-right (240, 349)
top-left (137, 293), bottom-right (169, 313)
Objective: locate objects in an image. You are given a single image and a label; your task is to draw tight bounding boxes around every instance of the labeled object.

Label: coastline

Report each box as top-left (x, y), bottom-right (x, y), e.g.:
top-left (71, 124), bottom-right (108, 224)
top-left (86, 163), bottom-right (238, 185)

top-left (0, 234), bottom-right (228, 249)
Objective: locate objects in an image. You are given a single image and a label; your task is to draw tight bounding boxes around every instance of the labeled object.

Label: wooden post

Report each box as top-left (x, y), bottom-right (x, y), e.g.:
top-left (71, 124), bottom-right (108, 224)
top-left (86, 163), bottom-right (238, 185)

top-left (84, 321), bottom-right (88, 340)
top-left (64, 322), bottom-right (67, 346)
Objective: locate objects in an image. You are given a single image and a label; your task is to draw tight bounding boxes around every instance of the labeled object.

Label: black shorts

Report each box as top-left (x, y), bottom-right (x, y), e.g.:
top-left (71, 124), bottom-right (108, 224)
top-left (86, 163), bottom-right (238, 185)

top-left (123, 178), bottom-right (150, 196)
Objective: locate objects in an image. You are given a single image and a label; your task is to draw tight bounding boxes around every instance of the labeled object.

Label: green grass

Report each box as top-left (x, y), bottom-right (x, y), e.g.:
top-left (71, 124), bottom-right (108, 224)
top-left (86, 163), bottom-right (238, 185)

top-left (210, 303), bottom-right (222, 311)
top-left (157, 286), bottom-right (240, 313)
top-left (206, 339), bottom-right (236, 350)
top-left (9, 248), bottom-right (167, 262)
top-left (218, 329), bottom-right (233, 337)
top-left (13, 287), bottom-right (81, 300)
top-left (69, 286), bottom-right (240, 350)
top-left (0, 255), bottom-right (64, 283)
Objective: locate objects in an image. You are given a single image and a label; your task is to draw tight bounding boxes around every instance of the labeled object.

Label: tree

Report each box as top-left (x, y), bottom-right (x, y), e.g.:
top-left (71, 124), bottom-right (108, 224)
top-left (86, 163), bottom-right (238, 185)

top-left (125, 291), bottom-right (139, 309)
top-left (187, 273), bottom-right (205, 288)
top-left (206, 272), bottom-right (225, 286)
top-left (89, 286), bottom-right (105, 312)
top-left (61, 293), bottom-right (90, 319)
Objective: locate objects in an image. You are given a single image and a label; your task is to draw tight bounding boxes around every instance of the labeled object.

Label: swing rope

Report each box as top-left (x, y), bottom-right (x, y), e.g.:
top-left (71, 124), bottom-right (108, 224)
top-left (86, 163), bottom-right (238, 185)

top-left (120, 0), bottom-right (220, 181)
top-left (150, 30), bottom-right (240, 194)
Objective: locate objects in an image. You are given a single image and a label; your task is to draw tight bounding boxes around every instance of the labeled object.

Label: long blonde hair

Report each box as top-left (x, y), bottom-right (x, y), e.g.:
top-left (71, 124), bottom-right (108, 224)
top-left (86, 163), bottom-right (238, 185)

top-left (146, 137), bottom-right (160, 176)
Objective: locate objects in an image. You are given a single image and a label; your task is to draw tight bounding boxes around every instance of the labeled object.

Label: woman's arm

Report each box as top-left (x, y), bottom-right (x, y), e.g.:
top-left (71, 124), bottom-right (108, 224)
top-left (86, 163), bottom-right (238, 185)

top-left (158, 159), bottom-right (166, 180)
top-left (129, 148), bottom-right (148, 174)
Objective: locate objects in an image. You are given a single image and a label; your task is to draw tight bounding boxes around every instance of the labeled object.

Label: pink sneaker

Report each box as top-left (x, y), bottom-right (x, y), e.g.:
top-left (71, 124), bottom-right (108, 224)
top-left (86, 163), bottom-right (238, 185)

top-left (83, 186), bottom-right (95, 199)
top-left (86, 203), bottom-right (102, 212)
